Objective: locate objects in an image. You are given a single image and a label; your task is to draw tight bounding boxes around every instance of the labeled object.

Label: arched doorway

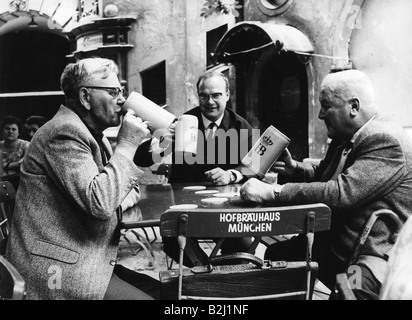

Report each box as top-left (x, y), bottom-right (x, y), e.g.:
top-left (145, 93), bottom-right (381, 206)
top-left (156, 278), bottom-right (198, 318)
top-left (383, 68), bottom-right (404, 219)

top-left (213, 22), bottom-right (313, 161)
top-left (253, 50), bottom-right (308, 161)
top-left (0, 30), bottom-right (69, 121)
top-left (0, 1), bottom-right (75, 125)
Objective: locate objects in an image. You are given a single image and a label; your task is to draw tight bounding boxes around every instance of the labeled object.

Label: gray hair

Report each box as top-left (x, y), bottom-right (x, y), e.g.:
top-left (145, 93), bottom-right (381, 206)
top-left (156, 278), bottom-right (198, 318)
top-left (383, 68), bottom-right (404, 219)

top-left (60, 57), bottom-right (119, 99)
top-left (196, 70), bottom-right (229, 92)
top-left (321, 70), bottom-right (375, 107)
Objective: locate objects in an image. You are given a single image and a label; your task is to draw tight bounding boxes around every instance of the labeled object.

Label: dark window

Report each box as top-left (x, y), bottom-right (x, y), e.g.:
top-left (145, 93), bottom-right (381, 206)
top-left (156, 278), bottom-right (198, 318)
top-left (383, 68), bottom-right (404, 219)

top-left (207, 25), bottom-right (228, 67)
top-left (141, 61), bottom-right (166, 106)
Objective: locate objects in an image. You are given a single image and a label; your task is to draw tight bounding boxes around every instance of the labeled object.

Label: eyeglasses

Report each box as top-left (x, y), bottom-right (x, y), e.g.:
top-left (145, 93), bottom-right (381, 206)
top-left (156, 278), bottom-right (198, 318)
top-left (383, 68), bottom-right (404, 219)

top-left (83, 86), bottom-right (127, 99)
top-left (198, 92), bottom-right (223, 103)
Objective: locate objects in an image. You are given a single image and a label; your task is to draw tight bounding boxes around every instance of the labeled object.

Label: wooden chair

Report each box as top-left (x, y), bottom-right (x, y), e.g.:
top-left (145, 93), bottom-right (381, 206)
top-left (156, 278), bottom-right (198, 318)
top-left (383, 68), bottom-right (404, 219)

top-left (0, 181), bottom-right (16, 255)
top-left (0, 255), bottom-right (26, 300)
top-left (159, 203), bottom-right (331, 300)
top-left (332, 209), bottom-right (403, 300)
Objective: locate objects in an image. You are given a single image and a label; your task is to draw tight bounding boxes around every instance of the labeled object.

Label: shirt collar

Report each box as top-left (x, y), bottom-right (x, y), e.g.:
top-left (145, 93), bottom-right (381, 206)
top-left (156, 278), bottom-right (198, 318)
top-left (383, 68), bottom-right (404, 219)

top-left (201, 113), bottom-right (224, 129)
top-left (70, 106), bottom-right (104, 142)
top-left (350, 114), bottom-right (377, 145)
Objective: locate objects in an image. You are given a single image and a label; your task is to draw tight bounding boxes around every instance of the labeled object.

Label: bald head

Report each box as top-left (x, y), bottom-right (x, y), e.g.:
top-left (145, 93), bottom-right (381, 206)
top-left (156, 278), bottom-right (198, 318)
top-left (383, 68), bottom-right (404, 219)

top-left (319, 70), bottom-right (378, 140)
top-left (321, 70), bottom-right (376, 112)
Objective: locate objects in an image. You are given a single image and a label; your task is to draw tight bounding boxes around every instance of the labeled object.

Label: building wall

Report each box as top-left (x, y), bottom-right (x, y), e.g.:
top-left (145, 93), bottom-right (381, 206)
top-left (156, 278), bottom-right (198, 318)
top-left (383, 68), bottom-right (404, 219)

top-left (109, 0), bottom-right (235, 118)
top-left (244, 0), bottom-right (412, 158)
top-left (350, 0), bottom-right (412, 129)
top-left (98, 0), bottom-right (236, 183)
top-left (244, 0), bottom-right (347, 157)
top-left (3, 1), bottom-right (408, 176)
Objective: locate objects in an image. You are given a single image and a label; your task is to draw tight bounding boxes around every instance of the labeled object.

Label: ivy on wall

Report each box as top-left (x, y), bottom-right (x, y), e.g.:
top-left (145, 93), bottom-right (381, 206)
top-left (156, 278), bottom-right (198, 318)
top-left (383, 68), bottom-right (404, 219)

top-left (201, 0), bottom-right (243, 18)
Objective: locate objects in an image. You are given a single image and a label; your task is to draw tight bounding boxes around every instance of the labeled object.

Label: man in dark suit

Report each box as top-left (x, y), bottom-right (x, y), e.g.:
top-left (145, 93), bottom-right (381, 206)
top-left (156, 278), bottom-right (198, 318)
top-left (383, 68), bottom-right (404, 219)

top-left (135, 71), bottom-right (256, 265)
top-left (6, 57), bottom-right (159, 300)
top-left (135, 70), bottom-right (255, 185)
top-left (168, 71), bottom-right (255, 185)
top-left (240, 70), bottom-right (412, 299)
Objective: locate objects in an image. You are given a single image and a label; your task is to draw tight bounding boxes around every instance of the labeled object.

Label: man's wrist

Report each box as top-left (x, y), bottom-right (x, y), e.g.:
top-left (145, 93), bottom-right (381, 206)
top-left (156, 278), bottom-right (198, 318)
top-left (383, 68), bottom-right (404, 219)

top-left (229, 171), bottom-right (236, 183)
top-left (272, 184), bottom-right (283, 202)
top-left (114, 142), bottom-right (138, 161)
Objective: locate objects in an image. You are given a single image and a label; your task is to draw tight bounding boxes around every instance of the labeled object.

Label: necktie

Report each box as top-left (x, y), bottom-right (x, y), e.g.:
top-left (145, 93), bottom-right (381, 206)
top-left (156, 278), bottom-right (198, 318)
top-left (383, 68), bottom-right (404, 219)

top-left (331, 143), bottom-right (352, 180)
top-left (206, 122), bottom-right (217, 141)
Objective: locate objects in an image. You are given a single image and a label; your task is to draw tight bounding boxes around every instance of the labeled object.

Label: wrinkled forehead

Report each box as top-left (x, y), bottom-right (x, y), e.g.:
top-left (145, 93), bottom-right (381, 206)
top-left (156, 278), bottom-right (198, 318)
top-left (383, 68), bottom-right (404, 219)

top-left (199, 76), bottom-right (227, 91)
top-left (92, 72), bottom-right (121, 87)
top-left (4, 123), bottom-right (18, 129)
top-left (80, 59), bottom-right (119, 85)
top-left (319, 86), bottom-right (336, 102)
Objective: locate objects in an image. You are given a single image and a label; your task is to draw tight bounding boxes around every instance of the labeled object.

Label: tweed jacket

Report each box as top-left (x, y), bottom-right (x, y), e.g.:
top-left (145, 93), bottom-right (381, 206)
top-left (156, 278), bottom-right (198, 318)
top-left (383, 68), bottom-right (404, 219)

top-left (278, 114), bottom-right (412, 281)
top-left (5, 105), bottom-right (143, 300)
top-left (169, 107), bottom-right (254, 183)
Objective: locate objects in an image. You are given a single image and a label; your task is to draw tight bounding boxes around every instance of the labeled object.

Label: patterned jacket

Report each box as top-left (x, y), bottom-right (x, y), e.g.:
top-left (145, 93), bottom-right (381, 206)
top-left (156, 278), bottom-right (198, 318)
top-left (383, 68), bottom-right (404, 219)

top-left (278, 114), bottom-right (412, 282)
top-left (6, 105), bottom-right (143, 299)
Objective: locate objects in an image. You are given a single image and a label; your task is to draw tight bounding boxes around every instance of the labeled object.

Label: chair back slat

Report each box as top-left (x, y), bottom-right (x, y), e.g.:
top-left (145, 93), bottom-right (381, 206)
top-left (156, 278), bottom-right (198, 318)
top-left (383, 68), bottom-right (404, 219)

top-left (160, 261), bottom-right (318, 300)
top-left (160, 203), bottom-right (331, 238)
top-left (159, 202), bottom-right (331, 300)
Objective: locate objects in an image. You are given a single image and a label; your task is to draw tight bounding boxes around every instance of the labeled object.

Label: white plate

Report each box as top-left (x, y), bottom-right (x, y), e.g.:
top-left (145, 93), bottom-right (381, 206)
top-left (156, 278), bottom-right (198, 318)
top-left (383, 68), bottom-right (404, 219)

top-left (201, 197), bottom-right (228, 204)
top-left (195, 190), bottom-right (219, 195)
top-left (183, 186), bottom-right (207, 191)
top-left (213, 192), bottom-right (239, 198)
top-left (169, 204), bottom-right (198, 210)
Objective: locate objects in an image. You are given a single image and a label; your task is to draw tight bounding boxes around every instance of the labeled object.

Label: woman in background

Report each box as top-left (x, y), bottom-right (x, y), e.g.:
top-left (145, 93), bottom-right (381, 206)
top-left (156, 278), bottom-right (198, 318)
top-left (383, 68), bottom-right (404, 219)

top-left (0, 115), bottom-right (30, 190)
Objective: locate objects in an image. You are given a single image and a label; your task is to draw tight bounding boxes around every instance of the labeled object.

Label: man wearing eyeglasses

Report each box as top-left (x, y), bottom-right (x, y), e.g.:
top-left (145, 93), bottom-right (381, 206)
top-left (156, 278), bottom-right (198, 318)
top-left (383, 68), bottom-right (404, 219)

top-left (171, 70), bottom-right (255, 185)
top-left (135, 70), bottom-right (255, 185)
top-left (5, 57), bottom-right (160, 300)
top-left (135, 70), bottom-right (256, 266)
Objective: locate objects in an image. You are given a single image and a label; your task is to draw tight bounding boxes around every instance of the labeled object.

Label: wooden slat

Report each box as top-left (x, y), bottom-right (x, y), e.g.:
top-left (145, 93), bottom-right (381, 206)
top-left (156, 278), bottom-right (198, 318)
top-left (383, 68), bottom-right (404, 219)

top-left (160, 203), bottom-right (331, 238)
top-left (160, 261), bottom-right (319, 300)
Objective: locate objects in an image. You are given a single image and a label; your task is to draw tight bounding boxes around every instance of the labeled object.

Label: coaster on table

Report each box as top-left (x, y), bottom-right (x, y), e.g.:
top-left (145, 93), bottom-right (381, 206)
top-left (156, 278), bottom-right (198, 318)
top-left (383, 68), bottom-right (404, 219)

top-left (213, 192), bottom-right (239, 198)
top-left (169, 204), bottom-right (198, 210)
top-left (195, 190), bottom-right (219, 195)
top-left (201, 197), bottom-right (228, 204)
top-left (183, 186), bottom-right (206, 191)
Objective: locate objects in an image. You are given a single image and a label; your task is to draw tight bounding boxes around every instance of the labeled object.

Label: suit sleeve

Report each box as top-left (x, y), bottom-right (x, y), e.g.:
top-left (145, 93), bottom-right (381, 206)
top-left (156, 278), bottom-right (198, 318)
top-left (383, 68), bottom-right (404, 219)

top-left (279, 133), bottom-right (409, 209)
top-left (44, 125), bottom-right (143, 220)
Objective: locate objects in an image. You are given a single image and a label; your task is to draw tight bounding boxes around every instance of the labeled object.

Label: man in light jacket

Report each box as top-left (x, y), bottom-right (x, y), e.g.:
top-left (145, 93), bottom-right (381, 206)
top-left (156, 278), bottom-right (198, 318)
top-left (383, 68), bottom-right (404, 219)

top-left (6, 57), bottom-right (159, 300)
top-left (240, 70), bottom-right (412, 299)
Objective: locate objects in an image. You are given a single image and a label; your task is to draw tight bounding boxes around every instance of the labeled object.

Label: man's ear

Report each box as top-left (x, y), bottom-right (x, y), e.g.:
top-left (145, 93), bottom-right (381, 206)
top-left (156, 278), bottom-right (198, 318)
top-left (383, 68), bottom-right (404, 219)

top-left (79, 88), bottom-right (91, 111)
top-left (349, 98), bottom-right (360, 116)
top-left (224, 89), bottom-right (231, 102)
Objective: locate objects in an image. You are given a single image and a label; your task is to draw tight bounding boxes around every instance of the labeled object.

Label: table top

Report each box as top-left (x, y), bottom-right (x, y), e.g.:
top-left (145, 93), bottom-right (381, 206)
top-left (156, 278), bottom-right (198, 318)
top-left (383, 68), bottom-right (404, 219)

top-left (120, 182), bottom-right (331, 234)
top-left (120, 182), bottom-right (245, 228)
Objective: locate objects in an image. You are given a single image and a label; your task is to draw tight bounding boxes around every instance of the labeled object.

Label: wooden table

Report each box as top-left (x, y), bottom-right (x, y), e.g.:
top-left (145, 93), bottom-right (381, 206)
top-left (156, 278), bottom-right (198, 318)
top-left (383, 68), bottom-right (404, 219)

top-left (119, 182), bottom-right (254, 262)
top-left (120, 182), bottom-right (245, 228)
top-left (119, 182), bottom-right (331, 269)
top-left (119, 182), bottom-right (246, 267)
top-left (121, 182), bottom-right (330, 230)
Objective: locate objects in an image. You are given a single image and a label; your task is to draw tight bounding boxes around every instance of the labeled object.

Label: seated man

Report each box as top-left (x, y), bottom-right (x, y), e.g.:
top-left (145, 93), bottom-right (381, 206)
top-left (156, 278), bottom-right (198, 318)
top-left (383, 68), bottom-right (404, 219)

top-left (240, 70), bottom-right (412, 299)
top-left (135, 70), bottom-right (255, 185)
top-left (6, 57), bottom-right (159, 300)
top-left (135, 71), bottom-right (257, 266)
